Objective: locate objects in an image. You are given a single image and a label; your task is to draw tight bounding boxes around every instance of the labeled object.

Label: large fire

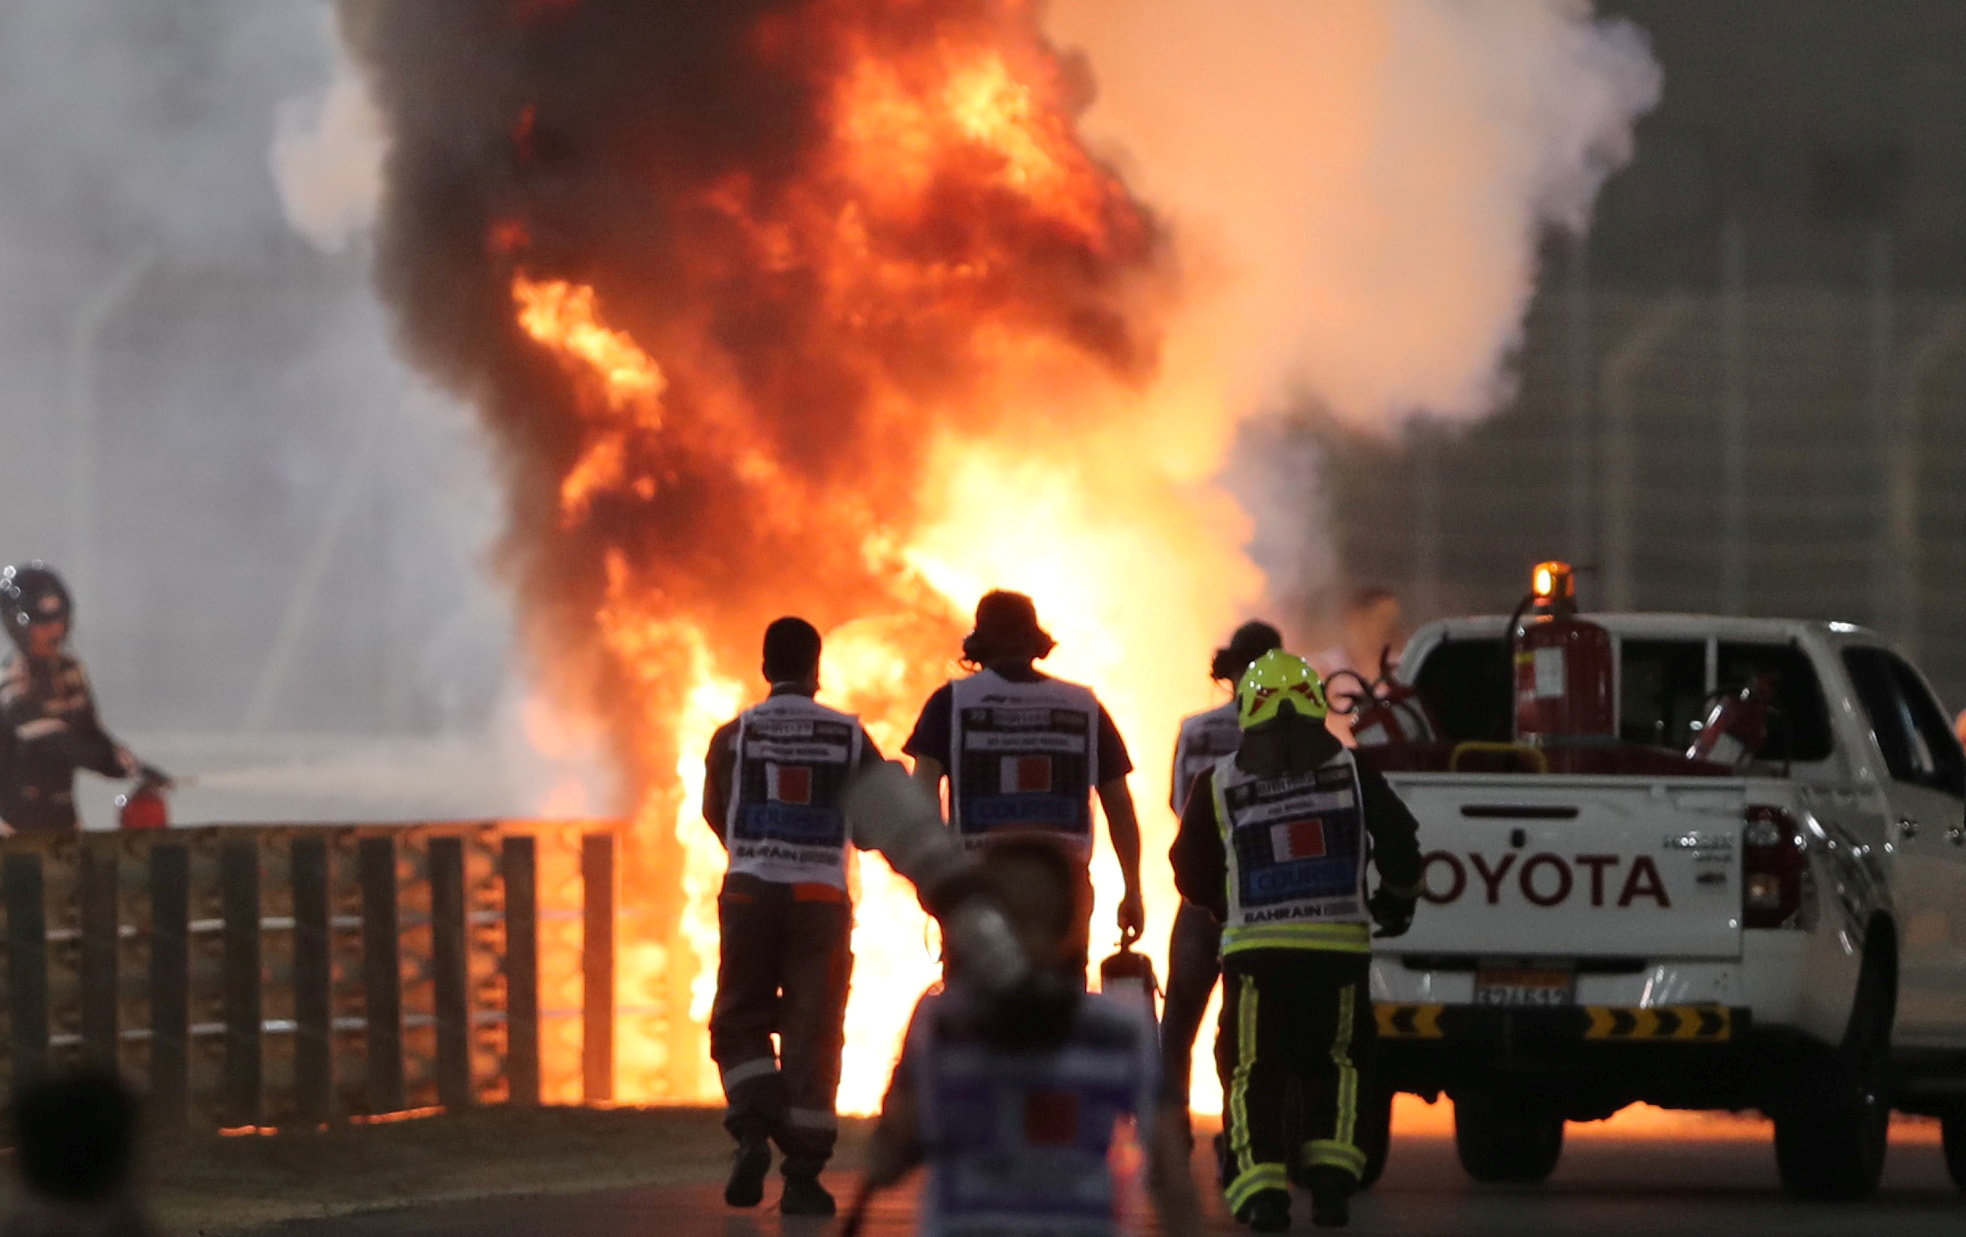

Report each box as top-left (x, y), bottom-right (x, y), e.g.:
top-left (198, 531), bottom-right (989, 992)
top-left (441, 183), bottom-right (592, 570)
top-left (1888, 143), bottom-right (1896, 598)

top-left (487, 2), bottom-right (1254, 1112)
top-left (329, 0), bottom-right (1666, 1127)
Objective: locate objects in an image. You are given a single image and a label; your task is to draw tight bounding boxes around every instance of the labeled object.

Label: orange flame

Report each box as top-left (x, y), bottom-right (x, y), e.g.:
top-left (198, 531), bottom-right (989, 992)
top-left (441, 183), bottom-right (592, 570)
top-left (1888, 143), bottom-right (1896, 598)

top-left (501, 11), bottom-right (1255, 1114)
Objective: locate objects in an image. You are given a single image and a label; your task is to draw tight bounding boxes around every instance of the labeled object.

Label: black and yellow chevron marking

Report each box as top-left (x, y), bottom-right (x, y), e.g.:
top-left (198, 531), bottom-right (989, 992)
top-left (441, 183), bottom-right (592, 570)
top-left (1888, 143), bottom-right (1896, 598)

top-left (1372, 1002), bottom-right (1738, 1042)
top-left (1376, 1003), bottom-right (1445, 1039)
top-left (1584, 1005), bottom-right (1732, 1041)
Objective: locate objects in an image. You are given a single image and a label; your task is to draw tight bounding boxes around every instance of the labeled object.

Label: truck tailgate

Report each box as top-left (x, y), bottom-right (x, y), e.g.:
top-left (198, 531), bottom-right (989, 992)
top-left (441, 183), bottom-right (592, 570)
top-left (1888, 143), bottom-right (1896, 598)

top-left (1385, 775), bottom-right (1748, 960)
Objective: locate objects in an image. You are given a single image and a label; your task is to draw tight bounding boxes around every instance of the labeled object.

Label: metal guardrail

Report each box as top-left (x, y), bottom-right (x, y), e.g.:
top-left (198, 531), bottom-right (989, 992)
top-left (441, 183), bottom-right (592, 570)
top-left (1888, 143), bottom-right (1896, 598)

top-left (0, 821), bottom-right (622, 1128)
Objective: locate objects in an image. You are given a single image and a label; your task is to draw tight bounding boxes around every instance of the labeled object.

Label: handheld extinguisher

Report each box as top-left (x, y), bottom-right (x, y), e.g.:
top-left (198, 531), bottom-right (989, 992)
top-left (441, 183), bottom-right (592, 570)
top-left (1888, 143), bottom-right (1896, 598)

top-left (1344, 647), bottom-right (1439, 748)
top-left (116, 767), bottom-right (175, 830)
top-left (1097, 935), bottom-right (1160, 1031)
top-left (1686, 675), bottom-right (1775, 768)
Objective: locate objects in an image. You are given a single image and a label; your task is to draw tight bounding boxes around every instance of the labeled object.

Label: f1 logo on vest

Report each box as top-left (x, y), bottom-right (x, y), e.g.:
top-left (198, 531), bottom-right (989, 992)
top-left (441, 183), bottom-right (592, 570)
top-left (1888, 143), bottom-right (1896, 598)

top-left (1420, 851), bottom-right (1671, 909)
top-left (1001, 755), bottom-right (1053, 794)
top-left (1270, 818), bottom-right (1327, 862)
top-left (767, 763), bottom-right (812, 805)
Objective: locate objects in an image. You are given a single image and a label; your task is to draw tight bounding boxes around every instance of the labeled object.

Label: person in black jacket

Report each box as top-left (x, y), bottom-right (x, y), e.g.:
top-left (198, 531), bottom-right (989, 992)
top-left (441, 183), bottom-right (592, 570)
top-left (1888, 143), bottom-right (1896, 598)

top-left (0, 564), bottom-right (159, 833)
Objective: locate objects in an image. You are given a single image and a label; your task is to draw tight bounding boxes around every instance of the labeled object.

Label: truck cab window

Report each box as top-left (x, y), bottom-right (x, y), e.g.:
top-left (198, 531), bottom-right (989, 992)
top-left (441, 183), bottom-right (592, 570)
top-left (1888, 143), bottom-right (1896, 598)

top-left (1887, 652), bottom-right (1965, 798)
top-left (1618, 640), bottom-right (1706, 748)
top-left (1716, 643), bottom-right (1833, 763)
top-left (1843, 646), bottom-right (1963, 794)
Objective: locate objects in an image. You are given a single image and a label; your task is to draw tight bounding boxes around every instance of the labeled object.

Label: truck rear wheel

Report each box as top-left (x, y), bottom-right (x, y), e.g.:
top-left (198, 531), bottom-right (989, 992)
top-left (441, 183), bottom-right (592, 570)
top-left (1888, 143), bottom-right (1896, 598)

top-left (1941, 1112), bottom-right (1966, 1193)
top-left (1772, 961), bottom-right (1891, 1201)
top-left (1452, 1091), bottom-right (1564, 1184)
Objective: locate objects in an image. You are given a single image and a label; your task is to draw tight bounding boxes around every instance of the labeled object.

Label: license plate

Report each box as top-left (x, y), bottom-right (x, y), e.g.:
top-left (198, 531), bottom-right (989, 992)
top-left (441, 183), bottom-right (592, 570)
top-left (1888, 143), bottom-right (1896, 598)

top-left (1473, 965), bottom-right (1576, 1007)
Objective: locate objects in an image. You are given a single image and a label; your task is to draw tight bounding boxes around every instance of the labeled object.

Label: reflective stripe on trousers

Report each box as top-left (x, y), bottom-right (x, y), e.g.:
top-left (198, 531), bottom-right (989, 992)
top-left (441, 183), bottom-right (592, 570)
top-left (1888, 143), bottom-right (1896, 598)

top-left (1214, 950), bottom-right (1374, 1210)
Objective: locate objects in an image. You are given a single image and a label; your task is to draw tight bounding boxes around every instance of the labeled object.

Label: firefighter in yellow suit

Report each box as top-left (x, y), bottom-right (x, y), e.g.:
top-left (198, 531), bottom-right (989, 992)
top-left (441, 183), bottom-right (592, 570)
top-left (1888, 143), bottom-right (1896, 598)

top-left (1169, 651), bottom-right (1424, 1230)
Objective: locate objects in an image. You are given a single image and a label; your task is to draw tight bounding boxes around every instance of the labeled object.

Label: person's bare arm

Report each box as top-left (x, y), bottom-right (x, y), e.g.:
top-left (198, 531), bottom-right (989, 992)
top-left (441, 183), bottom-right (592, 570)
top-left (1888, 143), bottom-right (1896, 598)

top-left (702, 719), bottom-right (738, 843)
top-left (1096, 777), bottom-right (1145, 941)
top-left (1148, 1103), bottom-right (1204, 1237)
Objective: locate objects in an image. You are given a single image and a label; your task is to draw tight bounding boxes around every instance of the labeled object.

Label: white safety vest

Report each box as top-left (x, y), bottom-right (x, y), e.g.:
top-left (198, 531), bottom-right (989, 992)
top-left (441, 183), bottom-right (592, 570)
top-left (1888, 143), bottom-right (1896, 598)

top-left (948, 670), bottom-right (1101, 856)
top-left (909, 989), bottom-right (1157, 1237)
top-left (1212, 748), bottom-right (1372, 956)
top-left (725, 694), bottom-right (863, 889)
top-left (1171, 702), bottom-right (1240, 814)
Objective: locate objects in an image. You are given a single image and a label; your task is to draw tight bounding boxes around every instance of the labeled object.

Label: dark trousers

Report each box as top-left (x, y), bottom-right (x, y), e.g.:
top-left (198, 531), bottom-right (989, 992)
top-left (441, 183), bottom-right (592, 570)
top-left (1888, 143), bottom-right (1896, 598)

top-left (8, 786), bottom-right (77, 832)
top-left (1216, 950), bottom-right (1374, 1213)
top-left (709, 873), bottom-right (853, 1178)
top-left (1160, 899), bottom-right (1223, 1107)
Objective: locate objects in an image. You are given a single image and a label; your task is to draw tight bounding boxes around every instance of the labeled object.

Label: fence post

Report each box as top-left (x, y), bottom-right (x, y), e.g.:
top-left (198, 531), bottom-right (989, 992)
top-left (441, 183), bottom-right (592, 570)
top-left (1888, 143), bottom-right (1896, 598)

top-left (4, 853), bottom-right (49, 1080)
top-left (429, 836), bottom-right (471, 1111)
top-left (79, 841), bottom-right (120, 1069)
top-left (359, 836), bottom-right (406, 1115)
top-left (581, 832), bottom-right (615, 1103)
top-left (222, 840), bottom-right (264, 1127)
top-left (501, 835), bottom-right (540, 1107)
top-left (148, 844), bottom-right (191, 1124)
top-left (291, 835), bottom-right (333, 1126)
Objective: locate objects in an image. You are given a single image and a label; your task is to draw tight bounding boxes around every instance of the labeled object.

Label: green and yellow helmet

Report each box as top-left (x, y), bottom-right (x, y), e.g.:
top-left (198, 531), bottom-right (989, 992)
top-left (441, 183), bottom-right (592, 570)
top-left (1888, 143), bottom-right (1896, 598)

top-left (1236, 649), bottom-right (1330, 730)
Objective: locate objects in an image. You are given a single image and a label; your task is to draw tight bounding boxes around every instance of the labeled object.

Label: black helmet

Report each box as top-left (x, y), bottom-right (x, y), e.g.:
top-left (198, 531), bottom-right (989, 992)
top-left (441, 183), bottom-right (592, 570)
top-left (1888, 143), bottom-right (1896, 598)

top-left (0, 562), bottom-right (73, 650)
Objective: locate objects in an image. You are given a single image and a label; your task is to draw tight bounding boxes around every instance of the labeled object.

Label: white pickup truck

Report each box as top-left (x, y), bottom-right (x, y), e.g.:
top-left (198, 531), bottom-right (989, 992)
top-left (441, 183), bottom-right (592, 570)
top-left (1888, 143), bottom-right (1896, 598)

top-left (1356, 612), bottom-right (1966, 1200)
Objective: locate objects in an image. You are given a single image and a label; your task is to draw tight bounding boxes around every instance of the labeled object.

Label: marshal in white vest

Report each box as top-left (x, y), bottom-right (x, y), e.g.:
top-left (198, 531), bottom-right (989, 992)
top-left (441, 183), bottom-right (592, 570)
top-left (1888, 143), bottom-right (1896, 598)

top-left (948, 669), bottom-right (1101, 856)
top-left (725, 693), bottom-right (864, 889)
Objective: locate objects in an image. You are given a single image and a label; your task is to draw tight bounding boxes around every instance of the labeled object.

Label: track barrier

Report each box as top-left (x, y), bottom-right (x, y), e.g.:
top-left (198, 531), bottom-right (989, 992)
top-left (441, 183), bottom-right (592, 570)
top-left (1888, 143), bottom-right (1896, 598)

top-left (0, 821), bottom-right (622, 1128)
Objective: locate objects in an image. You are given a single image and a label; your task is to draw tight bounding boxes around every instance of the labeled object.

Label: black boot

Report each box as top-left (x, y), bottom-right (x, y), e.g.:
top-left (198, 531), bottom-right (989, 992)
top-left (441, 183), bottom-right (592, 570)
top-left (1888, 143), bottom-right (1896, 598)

top-left (724, 1139), bottom-right (771, 1208)
top-left (779, 1174), bottom-right (837, 1217)
top-left (1306, 1166), bottom-right (1355, 1228)
top-left (1235, 1188), bottom-right (1291, 1232)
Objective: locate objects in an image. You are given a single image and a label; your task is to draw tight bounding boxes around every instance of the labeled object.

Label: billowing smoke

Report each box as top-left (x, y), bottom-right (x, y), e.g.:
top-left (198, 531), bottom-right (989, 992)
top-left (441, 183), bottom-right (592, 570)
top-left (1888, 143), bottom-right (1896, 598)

top-left (337, 0), bottom-right (1170, 793)
top-left (1047, 1), bottom-right (1660, 613)
top-left (0, 0), bottom-right (519, 828)
top-left (272, 47), bottom-right (387, 254)
top-left (1052, 0), bottom-right (1661, 428)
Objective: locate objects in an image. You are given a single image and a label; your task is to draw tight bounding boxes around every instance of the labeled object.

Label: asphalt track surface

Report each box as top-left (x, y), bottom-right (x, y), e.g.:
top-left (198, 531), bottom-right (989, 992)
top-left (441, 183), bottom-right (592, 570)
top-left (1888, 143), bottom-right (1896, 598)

top-left (264, 1116), bottom-right (1963, 1237)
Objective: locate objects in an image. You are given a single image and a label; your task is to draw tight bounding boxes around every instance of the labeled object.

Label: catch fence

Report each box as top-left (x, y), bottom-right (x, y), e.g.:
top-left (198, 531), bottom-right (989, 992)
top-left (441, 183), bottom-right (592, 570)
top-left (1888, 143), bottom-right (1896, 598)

top-left (0, 821), bottom-right (624, 1128)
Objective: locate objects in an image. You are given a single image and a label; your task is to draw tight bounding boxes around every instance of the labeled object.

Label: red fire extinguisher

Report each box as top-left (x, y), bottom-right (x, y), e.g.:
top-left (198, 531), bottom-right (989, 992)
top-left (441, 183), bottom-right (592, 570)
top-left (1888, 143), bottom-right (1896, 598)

top-left (1342, 648), bottom-right (1438, 748)
top-left (1512, 561), bottom-right (1615, 742)
top-left (116, 768), bottom-right (173, 830)
top-left (1098, 938), bottom-right (1159, 1031)
top-left (1686, 675), bottom-right (1775, 768)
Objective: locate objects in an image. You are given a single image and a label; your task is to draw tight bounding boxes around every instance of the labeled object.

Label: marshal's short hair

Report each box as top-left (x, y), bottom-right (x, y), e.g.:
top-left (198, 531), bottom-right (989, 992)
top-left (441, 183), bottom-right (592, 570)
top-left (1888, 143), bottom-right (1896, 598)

top-left (762, 616), bottom-right (822, 682)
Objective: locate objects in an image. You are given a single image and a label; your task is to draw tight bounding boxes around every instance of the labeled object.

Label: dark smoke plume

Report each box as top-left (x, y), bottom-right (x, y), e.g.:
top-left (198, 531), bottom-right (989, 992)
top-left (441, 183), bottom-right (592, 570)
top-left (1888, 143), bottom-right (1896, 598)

top-left (340, 0), bottom-right (1166, 780)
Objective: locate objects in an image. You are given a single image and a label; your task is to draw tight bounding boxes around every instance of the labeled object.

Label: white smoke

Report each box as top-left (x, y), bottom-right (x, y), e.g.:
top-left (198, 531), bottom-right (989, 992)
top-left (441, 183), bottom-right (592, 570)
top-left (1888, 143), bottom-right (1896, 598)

top-left (0, 0), bottom-right (528, 823)
top-left (1045, 0), bottom-right (1660, 619)
top-left (272, 53), bottom-right (386, 253)
top-left (1050, 0), bottom-right (1659, 428)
